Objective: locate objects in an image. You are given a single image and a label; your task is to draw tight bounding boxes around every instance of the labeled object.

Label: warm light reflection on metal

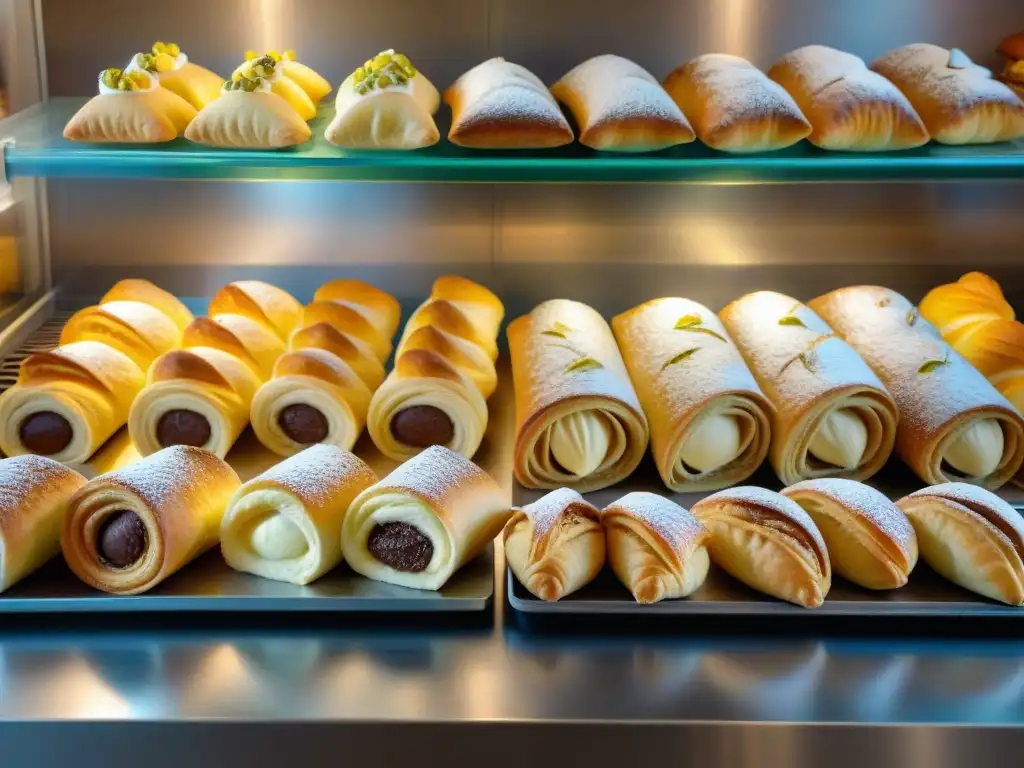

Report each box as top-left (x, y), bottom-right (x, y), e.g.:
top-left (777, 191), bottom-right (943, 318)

top-left (255, 0), bottom-right (292, 53)
top-left (458, 651), bottom-right (505, 718)
top-left (317, 652), bottom-right (432, 718)
top-left (0, 656), bottom-right (131, 719)
top-left (708, 0), bottom-right (754, 54)
top-left (180, 644), bottom-right (263, 713)
top-left (700, 644), bottom-right (827, 719)
top-left (681, 220), bottom-right (753, 265)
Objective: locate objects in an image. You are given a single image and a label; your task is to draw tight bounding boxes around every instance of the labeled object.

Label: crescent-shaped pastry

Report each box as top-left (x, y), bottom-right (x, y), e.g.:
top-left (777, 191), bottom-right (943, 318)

top-left (872, 44), bottom-right (1024, 145)
top-left (207, 280), bottom-right (303, 342)
top-left (551, 54), bottom-right (695, 152)
top-left (445, 57), bottom-right (574, 149)
top-left (0, 456), bottom-right (87, 593)
top-left (368, 276), bottom-right (503, 461)
top-left (720, 291), bottom-right (898, 485)
top-left (782, 478), bottom-right (918, 590)
top-left (341, 445), bottom-right (512, 590)
top-left (61, 300), bottom-right (183, 371)
top-left (100, 278), bottom-right (194, 333)
top-left (503, 488), bottom-right (604, 601)
top-left (135, 43), bottom-right (224, 110)
top-left (221, 444), bottom-right (377, 585)
top-left (230, 54), bottom-right (317, 120)
top-left (663, 53), bottom-right (811, 153)
top-left (128, 347), bottom-right (262, 458)
top-left (240, 49), bottom-right (332, 104)
top-left (510, 299), bottom-right (649, 492)
top-left (0, 342), bottom-right (144, 464)
top-left (184, 81), bottom-right (312, 150)
top-left (810, 286), bottom-right (1024, 489)
top-left (691, 486), bottom-right (832, 608)
top-left (612, 298), bottom-right (772, 491)
top-left (182, 314), bottom-right (286, 381)
top-left (326, 49), bottom-right (440, 150)
top-left (252, 280), bottom-right (395, 456)
top-left (64, 67), bottom-right (197, 144)
top-left (897, 483), bottom-right (1024, 605)
top-left (61, 446), bottom-right (240, 595)
top-left (602, 492), bottom-right (710, 604)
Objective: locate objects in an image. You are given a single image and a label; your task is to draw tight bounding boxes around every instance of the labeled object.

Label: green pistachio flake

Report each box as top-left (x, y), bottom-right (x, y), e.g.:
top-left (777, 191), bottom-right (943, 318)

top-left (661, 348), bottom-right (699, 371)
top-left (565, 356), bottom-right (603, 374)
top-left (918, 357), bottom-right (949, 374)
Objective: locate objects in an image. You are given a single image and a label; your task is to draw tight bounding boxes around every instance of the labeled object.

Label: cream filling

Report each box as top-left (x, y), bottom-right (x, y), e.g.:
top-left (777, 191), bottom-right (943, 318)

top-left (549, 411), bottom-right (610, 478)
top-left (809, 408), bottom-right (867, 469)
top-left (680, 413), bottom-right (742, 473)
top-left (249, 516), bottom-right (308, 561)
top-left (944, 419), bottom-right (1004, 478)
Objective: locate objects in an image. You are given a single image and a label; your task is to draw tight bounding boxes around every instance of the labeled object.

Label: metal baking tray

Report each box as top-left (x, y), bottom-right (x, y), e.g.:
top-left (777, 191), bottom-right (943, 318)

top-left (0, 316), bottom-right (517, 614)
top-left (508, 459), bottom-right (1024, 621)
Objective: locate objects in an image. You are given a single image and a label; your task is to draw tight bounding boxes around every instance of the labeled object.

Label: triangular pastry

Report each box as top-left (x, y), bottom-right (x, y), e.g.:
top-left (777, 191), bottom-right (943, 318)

top-left (242, 49), bottom-right (332, 104)
top-left (231, 53), bottom-right (317, 119)
top-left (325, 49), bottom-right (440, 150)
top-left (128, 42), bottom-right (224, 110)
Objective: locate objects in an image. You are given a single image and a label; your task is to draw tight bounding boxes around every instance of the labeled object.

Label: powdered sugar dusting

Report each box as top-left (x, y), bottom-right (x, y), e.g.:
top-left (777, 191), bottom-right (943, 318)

top-left (605, 490), bottom-right (706, 552)
top-left (683, 53), bottom-right (805, 125)
top-left (906, 481), bottom-right (1024, 545)
top-left (247, 443), bottom-right (376, 509)
top-left (696, 485), bottom-right (828, 557)
top-left (102, 445), bottom-right (236, 508)
top-left (774, 45), bottom-right (910, 109)
top-left (450, 58), bottom-right (571, 133)
top-left (523, 487), bottom-right (598, 537)
top-left (26, 341), bottom-right (143, 397)
top-left (784, 477), bottom-right (915, 557)
top-left (373, 444), bottom-right (498, 508)
top-left (0, 455), bottom-right (83, 524)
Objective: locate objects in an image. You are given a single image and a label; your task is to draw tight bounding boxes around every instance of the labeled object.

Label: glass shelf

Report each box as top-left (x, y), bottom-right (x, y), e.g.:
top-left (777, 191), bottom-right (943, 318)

top-left (4, 98), bottom-right (1024, 184)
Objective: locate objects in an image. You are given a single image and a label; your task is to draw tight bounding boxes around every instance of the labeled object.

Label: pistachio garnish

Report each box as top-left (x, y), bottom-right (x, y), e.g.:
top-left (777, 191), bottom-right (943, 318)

top-left (541, 321), bottom-right (572, 339)
top-left (906, 307), bottom-right (918, 326)
top-left (919, 356), bottom-right (950, 374)
top-left (246, 49), bottom-right (298, 64)
top-left (101, 68), bottom-right (152, 91)
top-left (674, 314), bottom-right (727, 342)
top-left (152, 41), bottom-right (181, 58)
top-left (224, 75), bottom-right (267, 93)
top-left (780, 349), bottom-right (817, 376)
top-left (351, 49), bottom-right (417, 95)
top-left (877, 298), bottom-right (890, 308)
top-left (565, 356), bottom-right (603, 374)
top-left (661, 347), bottom-right (699, 372)
top-left (134, 52), bottom-right (175, 74)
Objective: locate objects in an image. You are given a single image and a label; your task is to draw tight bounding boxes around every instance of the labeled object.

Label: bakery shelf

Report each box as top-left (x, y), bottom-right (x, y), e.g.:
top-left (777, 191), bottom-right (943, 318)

top-left (4, 98), bottom-right (1024, 184)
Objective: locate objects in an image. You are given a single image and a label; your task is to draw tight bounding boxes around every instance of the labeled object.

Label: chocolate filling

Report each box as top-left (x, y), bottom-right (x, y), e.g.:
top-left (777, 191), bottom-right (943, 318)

top-left (367, 522), bottom-right (433, 573)
top-left (19, 411), bottom-right (73, 455)
top-left (390, 406), bottom-right (454, 448)
top-left (278, 404), bottom-right (329, 445)
top-left (156, 409), bottom-right (211, 448)
top-left (98, 510), bottom-right (147, 568)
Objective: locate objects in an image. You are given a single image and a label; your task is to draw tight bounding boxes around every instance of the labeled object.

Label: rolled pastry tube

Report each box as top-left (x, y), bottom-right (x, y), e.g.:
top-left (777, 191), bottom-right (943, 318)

top-left (691, 486), bottom-right (832, 608)
top-left (221, 444), bottom-right (378, 585)
top-left (207, 280), bottom-right (303, 342)
top-left (312, 278), bottom-right (403, 344)
top-left (602, 491), bottom-right (710, 604)
top-left (612, 298), bottom-right (772, 491)
top-left (720, 291), bottom-right (898, 485)
top-left (183, 314), bottom-right (286, 381)
top-left (369, 276), bottom-right (503, 460)
top-left (782, 478), bottom-right (918, 590)
top-left (510, 299), bottom-right (649, 492)
top-left (61, 300), bottom-right (183, 371)
top-left (897, 483), bottom-right (1024, 605)
top-left (0, 456), bottom-right (87, 593)
top-left (342, 445), bottom-right (512, 591)
top-left (503, 488), bottom-right (604, 601)
top-left (301, 300), bottom-right (394, 363)
top-left (810, 286), bottom-right (1024, 489)
top-left (0, 342), bottom-right (145, 464)
top-left (61, 445), bottom-right (240, 595)
top-left (100, 278), bottom-right (194, 332)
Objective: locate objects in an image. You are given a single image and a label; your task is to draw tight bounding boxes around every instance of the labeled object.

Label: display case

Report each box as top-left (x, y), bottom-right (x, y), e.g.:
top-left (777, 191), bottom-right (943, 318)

top-left (2, 1), bottom-right (1024, 765)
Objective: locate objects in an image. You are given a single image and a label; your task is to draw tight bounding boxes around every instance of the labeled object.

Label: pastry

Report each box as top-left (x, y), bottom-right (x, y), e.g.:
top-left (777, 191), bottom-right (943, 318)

top-left (897, 482), bottom-right (1024, 605)
top-left (0, 342), bottom-right (145, 464)
top-left (184, 74), bottom-right (312, 149)
top-left (691, 486), bottom-right (831, 608)
top-left (241, 49), bottom-right (332, 104)
top-left (872, 44), bottom-right (1024, 144)
top-left (663, 53), bottom-right (811, 152)
top-left (719, 291), bottom-right (898, 485)
top-left (251, 280), bottom-right (397, 456)
top-left (182, 314), bottom-right (286, 381)
top-left (810, 286), bottom-right (1024, 489)
top-left (510, 299), bottom-right (649, 492)
top-left (325, 49), bottom-right (440, 150)
top-left (230, 53), bottom-right (317, 120)
top-left (602, 492), bottom-right (710, 604)
top-left (61, 299), bottom-right (183, 371)
top-left (782, 478), bottom-right (918, 590)
top-left (341, 445), bottom-right (512, 591)
top-left (61, 446), bottom-right (240, 595)
top-left (503, 488), bottom-right (604, 601)
top-left (207, 280), bottom-right (303, 341)
top-left (767, 45), bottom-right (929, 151)
top-left (551, 54), bottom-right (695, 152)
top-left (368, 276), bottom-right (503, 461)
top-left (128, 42), bottom-right (224, 110)
top-left (919, 272), bottom-right (1024, 416)
top-left (445, 57), bottom-right (574, 149)
top-left (0, 456), bottom-right (87, 593)
top-left (612, 298), bottom-right (772, 491)
top-left (100, 278), bottom-right (194, 332)
top-left (64, 66), bottom-right (198, 144)
top-left (221, 444), bottom-right (377, 585)
top-left (999, 33), bottom-right (1024, 99)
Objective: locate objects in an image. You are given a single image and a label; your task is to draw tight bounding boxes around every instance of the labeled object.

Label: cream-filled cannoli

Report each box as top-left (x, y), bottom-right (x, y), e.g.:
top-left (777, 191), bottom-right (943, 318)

top-left (341, 445), bottom-right (512, 591)
top-left (612, 298), bottom-right (772, 491)
top-left (720, 291), bottom-right (899, 485)
top-left (221, 444), bottom-right (377, 585)
top-left (510, 299), bottom-right (649, 492)
top-left (810, 286), bottom-right (1024, 489)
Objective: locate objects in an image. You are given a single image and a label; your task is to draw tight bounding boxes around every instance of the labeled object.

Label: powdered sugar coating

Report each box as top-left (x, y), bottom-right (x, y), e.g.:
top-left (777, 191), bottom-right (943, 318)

top-left (604, 490), bottom-right (706, 553)
top-left (905, 481), bottom-right (1024, 541)
top-left (695, 485), bottom-right (828, 557)
top-left (783, 477), bottom-right (915, 557)
top-left (555, 54), bottom-right (687, 128)
top-left (774, 45), bottom-right (910, 109)
top-left (244, 444), bottom-right (376, 509)
top-left (682, 53), bottom-right (805, 125)
top-left (100, 445), bottom-right (238, 509)
top-left (0, 455), bottom-right (84, 528)
top-left (371, 444), bottom-right (499, 508)
top-left (449, 58), bottom-right (571, 133)
top-left (523, 487), bottom-right (598, 537)
top-left (23, 342), bottom-right (144, 402)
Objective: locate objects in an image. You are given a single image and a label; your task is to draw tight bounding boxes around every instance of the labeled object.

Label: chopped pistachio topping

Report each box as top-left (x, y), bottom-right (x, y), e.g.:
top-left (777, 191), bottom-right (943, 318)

top-left (101, 67), bottom-right (152, 91)
top-left (135, 51), bottom-right (176, 74)
top-left (246, 49), bottom-right (297, 64)
top-left (351, 49), bottom-right (417, 95)
top-left (235, 54), bottom-right (278, 82)
top-left (152, 41), bottom-right (181, 58)
top-left (224, 75), bottom-right (267, 93)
